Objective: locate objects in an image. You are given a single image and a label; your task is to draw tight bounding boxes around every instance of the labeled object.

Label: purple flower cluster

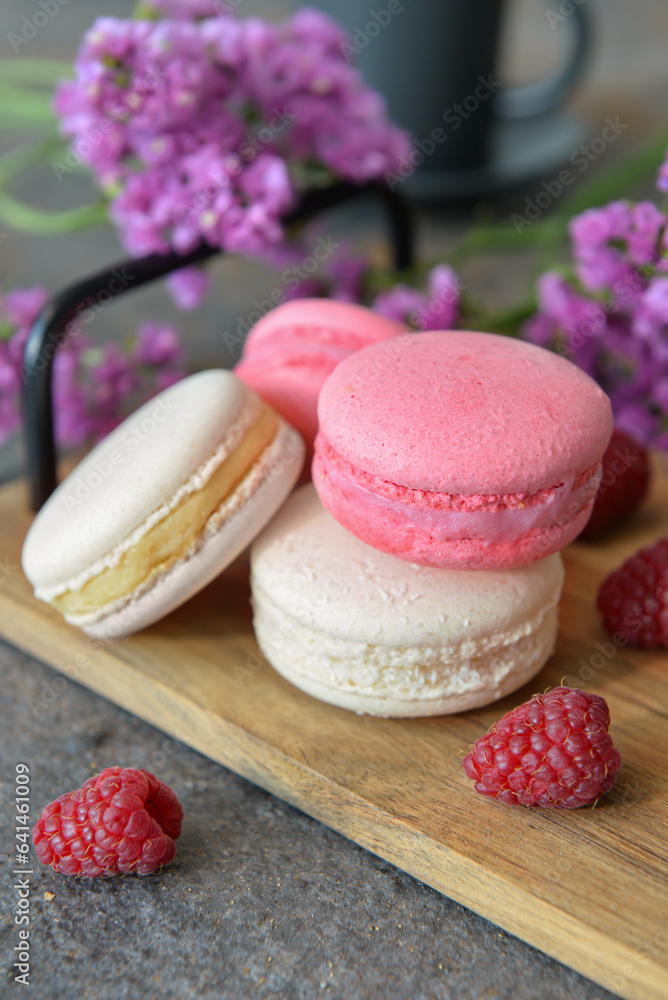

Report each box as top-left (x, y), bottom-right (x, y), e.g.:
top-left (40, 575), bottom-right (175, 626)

top-left (273, 240), bottom-right (462, 330)
top-left (373, 265), bottom-right (461, 330)
top-left (54, 9), bottom-right (410, 276)
top-left (0, 286), bottom-right (185, 448)
top-left (523, 199), bottom-right (668, 452)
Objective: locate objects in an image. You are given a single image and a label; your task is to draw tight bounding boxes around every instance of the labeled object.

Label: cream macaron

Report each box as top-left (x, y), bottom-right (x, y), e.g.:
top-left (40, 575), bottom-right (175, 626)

top-left (250, 485), bottom-right (565, 717)
top-left (22, 370), bottom-right (304, 638)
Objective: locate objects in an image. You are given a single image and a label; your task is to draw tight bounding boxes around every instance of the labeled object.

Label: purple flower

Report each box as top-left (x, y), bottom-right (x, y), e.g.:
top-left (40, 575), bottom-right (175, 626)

top-left (326, 253), bottom-right (368, 303)
top-left (85, 342), bottom-right (139, 413)
top-left (657, 148), bottom-right (668, 193)
top-left (2, 286), bottom-right (49, 330)
top-left (627, 201), bottom-right (666, 265)
top-left (133, 321), bottom-right (185, 367)
top-left (568, 200), bottom-right (667, 297)
top-left (0, 283), bottom-right (187, 451)
top-left (0, 286), bottom-right (51, 444)
top-left (413, 265), bottom-right (460, 330)
top-left (613, 403), bottom-right (658, 444)
top-left (524, 199), bottom-right (668, 455)
top-left (0, 342), bottom-right (21, 446)
top-left (523, 312), bottom-right (558, 350)
top-left (165, 266), bottom-right (209, 310)
top-left (288, 8), bottom-right (350, 52)
top-left (372, 264), bottom-right (461, 331)
top-left (373, 284), bottom-right (426, 326)
top-left (54, 349), bottom-right (96, 448)
top-left (283, 277), bottom-right (324, 301)
top-left (570, 201), bottom-right (632, 249)
top-left (54, 9), bottom-right (411, 273)
top-left (632, 277), bottom-right (668, 340)
top-left (142, 0), bottom-right (232, 20)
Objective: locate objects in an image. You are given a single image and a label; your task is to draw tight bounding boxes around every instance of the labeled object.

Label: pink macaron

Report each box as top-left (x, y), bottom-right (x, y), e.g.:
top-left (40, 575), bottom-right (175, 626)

top-left (234, 299), bottom-right (405, 465)
top-left (313, 330), bottom-right (613, 570)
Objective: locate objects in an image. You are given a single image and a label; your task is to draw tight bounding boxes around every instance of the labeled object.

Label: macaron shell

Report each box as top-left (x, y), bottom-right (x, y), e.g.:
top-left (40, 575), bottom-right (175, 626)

top-left (69, 420), bottom-right (304, 638)
top-left (317, 330), bottom-right (613, 495)
top-left (252, 623), bottom-right (559, 717)
top-left (23, 370), bottom-right (258, 589)
top-left (233, 360), bottom-right (322, 450)
top-left (239, 298), bottom-right (406, 356)
top-left (251, 485), bottom-right (564, 716)
top-left (234, 299), bottom-right (406, 463)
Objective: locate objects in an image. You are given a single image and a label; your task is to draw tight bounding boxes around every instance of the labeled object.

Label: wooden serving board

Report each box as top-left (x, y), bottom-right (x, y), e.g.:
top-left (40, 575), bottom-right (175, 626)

top-left (1, 465), bottom-right (667, 1000)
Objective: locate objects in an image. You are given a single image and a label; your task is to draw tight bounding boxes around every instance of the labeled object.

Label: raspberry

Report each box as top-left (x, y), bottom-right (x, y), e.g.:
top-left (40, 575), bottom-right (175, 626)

top-left (579, 429), bottom-right (649, 540)
top-left (597, 537), bottom-right (668, 647)
top-left (462, 687), bottom-right (621, 808)
top-left (32, 767), bottom-right (183, 877)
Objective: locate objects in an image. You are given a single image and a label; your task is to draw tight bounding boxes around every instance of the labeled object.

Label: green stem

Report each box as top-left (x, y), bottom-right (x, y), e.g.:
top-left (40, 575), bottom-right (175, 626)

top-left (449, 130), bottom-right (668, 268)
top-left (0, 191), bottom-right (108, 233)
top-left (487, 298), bottom-right (538, 335)
top-left (133, 1), bottom-right (162, 20)
top-left (446, 218), bottom-right (555, 267)
top-left (0, 81), bottom-right (56, 123)
top-left (0, 138), bottom-right (63, 184)
top-left (0, 140), bottom-right (108, 234)
top-left (560, 128), bottom-right (668, 217)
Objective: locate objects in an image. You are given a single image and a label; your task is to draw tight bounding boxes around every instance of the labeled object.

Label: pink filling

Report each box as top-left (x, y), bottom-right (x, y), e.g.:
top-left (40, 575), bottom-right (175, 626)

top-left (319, 445), bottom-right (602, 544)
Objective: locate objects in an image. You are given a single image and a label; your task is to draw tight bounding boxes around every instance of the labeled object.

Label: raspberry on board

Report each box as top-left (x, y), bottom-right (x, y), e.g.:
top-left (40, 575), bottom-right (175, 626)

top-left (32, 767), bottom-right (184, 877)
top-left (579, 429), bottom-right (650, 541)
top-left (597, 537), bottom-right (668, 648)
top-left (462, 687), bottom-right (621, 808)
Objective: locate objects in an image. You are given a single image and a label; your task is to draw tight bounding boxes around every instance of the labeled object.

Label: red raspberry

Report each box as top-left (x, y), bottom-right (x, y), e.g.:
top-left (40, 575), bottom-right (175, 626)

top-left (579, 429), bottom-right (649, 540)
top-left (597, 537), bottom-right (668, 647)
top-left (32, 767), bottom-right (183, 877)
top-left (462, 687), bottom-right (621, 808)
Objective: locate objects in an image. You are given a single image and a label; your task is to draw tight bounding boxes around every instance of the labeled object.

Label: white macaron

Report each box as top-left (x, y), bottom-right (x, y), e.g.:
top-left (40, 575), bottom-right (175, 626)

top-left (250, 485), bottom-right (564, 717)
top-left (22, 370), bottom-right (304, 638)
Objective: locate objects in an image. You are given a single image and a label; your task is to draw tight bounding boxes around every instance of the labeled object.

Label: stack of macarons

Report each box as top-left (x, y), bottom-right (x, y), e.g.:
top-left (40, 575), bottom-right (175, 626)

top-left (248, 324), bottom-right (613, 717)
top-left (22, 301), bottom-right (613, 721)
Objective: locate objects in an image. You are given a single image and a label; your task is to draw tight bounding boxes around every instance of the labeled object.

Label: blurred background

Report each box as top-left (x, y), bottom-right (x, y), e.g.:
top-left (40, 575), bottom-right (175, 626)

top-left (1, 0), bottom-right (667, 479)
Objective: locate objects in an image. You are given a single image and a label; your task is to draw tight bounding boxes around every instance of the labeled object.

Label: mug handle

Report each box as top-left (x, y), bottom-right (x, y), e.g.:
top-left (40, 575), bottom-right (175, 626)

top-left (496, 4), bottom-right (592, 120)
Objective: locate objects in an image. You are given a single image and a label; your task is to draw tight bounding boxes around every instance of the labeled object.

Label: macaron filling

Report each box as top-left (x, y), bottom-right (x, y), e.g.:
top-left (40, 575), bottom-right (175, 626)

top-left (315, 436), bottom-right (601, 543)
top-left (44, 404), bottom-right (278, 617)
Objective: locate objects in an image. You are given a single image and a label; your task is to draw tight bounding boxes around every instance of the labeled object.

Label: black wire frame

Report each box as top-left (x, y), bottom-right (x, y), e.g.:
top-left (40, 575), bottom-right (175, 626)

top-left (22, 181), bottom-right (414, 511)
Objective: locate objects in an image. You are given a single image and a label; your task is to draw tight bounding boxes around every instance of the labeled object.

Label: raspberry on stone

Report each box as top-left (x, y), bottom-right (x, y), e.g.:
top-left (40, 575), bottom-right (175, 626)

top-left (597, 537), bottom-right (668, 647)
top-left (462, 687), bottom-right (621, 808)
top-left (579, 428), bottom-right (650, 541)
top-left (32, 767), bottom-right (183, 877)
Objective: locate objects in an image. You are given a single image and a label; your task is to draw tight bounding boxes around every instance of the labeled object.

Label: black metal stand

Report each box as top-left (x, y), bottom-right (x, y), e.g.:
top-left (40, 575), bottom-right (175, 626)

top-left (23, 181), bottom-right (414, 510)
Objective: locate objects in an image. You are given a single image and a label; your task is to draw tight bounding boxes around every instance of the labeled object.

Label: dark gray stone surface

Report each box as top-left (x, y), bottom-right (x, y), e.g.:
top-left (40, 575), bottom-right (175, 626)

top-left (1, 640), bottom-right (622, 1000)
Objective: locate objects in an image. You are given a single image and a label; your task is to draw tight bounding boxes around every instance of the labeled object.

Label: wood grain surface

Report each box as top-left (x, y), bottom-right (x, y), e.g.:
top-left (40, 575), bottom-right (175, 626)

top-left (1, 463), bottom-right (667, 1000)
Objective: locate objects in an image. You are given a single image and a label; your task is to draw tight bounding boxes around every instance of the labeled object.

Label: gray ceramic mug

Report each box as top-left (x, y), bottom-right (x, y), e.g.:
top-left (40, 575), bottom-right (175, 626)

top-left (310, 0), bottom-right (591, 191)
